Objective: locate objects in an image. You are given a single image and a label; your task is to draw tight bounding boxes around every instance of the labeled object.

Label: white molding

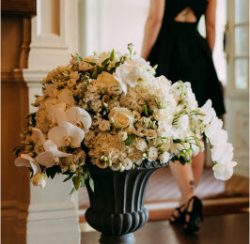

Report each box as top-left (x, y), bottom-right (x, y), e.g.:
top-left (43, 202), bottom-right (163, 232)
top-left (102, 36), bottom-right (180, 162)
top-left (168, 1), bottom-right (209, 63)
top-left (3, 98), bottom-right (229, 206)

top-left (28, 0), bottom-right (79, 70)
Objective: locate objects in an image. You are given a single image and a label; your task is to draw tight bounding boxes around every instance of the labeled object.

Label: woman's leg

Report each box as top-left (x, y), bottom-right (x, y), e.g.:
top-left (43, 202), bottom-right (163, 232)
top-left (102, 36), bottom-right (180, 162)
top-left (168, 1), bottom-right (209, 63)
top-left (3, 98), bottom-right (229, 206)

top-left (191, 151), bottom-right (205, 186)
top-left (169, 162), bottom-right (195, 205)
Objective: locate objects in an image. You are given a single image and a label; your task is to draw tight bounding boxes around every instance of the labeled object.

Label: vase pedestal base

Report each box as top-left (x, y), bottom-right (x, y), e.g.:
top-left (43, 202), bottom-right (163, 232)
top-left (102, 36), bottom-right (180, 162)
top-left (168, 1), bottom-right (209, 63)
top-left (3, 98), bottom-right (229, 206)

top-left (100, 233), bottom-right (135, 244)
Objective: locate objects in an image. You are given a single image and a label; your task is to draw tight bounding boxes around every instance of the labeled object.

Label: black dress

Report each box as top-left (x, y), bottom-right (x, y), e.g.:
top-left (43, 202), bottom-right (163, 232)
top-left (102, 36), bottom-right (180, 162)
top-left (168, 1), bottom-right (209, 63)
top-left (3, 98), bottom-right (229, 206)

top-left (147, 0), bottom-right (225, 116)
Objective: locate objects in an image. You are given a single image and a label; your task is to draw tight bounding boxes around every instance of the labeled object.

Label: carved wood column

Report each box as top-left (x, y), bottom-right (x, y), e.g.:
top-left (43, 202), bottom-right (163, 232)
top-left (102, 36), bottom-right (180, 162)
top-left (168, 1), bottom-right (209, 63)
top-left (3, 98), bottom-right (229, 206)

top-left (1, 12), bottom-right (32, 244)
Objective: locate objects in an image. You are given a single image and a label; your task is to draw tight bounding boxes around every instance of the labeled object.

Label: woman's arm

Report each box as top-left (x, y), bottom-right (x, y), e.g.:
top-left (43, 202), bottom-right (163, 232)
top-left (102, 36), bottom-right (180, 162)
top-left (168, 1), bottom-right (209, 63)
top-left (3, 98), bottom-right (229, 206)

top-left (141, 0), bottom-right (165, 59)
top-left (205, 0), bottom-right (217, 51)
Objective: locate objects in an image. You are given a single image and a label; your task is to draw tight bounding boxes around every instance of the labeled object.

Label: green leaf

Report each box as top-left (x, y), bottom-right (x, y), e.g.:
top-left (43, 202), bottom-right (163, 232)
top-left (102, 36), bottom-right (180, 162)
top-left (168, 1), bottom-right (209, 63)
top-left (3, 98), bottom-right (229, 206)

top-left (63, 174), bottom-right (73, 182)
top-left (80, 175), bottom-right (86, 187)
top-left (13, 146), bottom-right (24, 157)
top-left (46, 165), bottom-right (61, 179)
top-left (144, 104), bottom-right (149, 116)
top-left (89, 178), bottom-right (94, 192)
top-left (27, 112), bottom-right (37, 127)
top-left (72, 175), bottom-right (81, 190)
top-left (110, 49), bottom-right (115, 61)
top-left (102, 57), bottom-right (110, 66)
top-left (84, 60), bottom-right (96, 66)
top-left (125, 134), bottom-right (135, 145)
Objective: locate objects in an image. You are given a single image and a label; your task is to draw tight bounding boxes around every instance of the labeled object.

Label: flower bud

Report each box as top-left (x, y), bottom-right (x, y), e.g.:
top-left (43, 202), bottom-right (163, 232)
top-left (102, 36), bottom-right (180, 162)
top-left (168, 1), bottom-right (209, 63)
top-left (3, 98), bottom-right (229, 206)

top-left (31, 173), bottom-right (47, 188)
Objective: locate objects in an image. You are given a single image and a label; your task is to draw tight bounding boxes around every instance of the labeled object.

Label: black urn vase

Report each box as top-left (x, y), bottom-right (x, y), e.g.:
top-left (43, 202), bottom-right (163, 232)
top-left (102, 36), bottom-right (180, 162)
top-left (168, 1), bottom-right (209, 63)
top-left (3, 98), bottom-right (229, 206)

top-left (85, 160), bottom-right (166, 243)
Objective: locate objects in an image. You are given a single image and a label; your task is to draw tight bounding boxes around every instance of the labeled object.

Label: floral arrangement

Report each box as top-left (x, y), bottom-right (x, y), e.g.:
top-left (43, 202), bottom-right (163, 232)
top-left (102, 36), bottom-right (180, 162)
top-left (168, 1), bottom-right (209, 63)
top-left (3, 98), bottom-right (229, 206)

top-left (14, 45), bottom-right (236, 190)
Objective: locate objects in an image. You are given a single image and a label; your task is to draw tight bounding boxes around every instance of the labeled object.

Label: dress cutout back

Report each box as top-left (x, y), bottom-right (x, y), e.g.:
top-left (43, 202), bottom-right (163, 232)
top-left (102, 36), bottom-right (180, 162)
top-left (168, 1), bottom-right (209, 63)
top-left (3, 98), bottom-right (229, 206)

top-left (174, 7), bottom-right (197, 23)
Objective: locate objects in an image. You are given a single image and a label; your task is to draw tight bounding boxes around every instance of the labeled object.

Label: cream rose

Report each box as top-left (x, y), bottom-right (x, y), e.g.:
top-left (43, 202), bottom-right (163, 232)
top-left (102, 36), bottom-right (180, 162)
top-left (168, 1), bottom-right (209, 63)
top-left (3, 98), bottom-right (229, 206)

top-left (148, 147), bottom-right (158, 161)
top-left (79, 61), bottom-right (93, 71)
top-left (98, 120), bottom-right (111, 132)
top-left (135, 138), bottom-right (148, 152)
top-left (159, 152), bottom-right (170, 163)
top-left (118, 131), bottom-right (128, 141)
top-left (109, 107), bottom-right (134, 129)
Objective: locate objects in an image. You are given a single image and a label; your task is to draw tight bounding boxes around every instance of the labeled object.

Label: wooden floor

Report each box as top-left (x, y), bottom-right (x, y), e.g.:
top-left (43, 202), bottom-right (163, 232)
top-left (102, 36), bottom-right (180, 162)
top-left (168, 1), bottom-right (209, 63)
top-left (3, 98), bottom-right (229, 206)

top-left (81, 213), bottom-right (249, 244)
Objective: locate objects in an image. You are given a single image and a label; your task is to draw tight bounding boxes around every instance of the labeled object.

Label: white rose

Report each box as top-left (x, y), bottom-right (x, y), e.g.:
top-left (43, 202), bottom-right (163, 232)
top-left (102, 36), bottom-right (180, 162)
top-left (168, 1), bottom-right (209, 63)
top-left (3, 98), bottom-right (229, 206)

top-left (135, 138), bottom-right (148, 151)
top-left (158, 122), bottom-right (172, 137)
top-left (148, 147), bottom-right (158, 161)
top-left (159, 152), bottom-right (171, 163)
top-left (109, 107), bottom-right (134, 129)
top-left (172, 114), bottom-right (189, 139)
top-left (123, 158), bottom-right (133, 170)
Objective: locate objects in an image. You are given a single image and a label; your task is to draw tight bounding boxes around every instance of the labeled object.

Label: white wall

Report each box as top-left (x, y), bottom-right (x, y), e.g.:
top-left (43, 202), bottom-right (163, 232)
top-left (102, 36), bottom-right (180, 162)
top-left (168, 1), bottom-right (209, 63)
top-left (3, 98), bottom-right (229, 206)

top-left (79, 0), bottom-right (150, 56)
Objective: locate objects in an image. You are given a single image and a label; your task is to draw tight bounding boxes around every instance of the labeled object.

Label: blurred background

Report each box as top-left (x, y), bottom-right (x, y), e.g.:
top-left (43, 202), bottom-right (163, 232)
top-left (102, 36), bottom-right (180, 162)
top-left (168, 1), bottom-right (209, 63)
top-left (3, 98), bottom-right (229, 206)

top-left (1, 0), bottom-right (249, 243)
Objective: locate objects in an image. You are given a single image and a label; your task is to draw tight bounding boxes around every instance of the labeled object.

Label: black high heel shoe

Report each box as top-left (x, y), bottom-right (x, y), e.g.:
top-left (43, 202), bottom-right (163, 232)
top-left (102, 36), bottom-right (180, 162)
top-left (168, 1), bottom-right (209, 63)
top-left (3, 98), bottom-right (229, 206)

top-left (183, 196), bottom-right (203, 234)
top-left (169, 204), bottom-right (185, 225)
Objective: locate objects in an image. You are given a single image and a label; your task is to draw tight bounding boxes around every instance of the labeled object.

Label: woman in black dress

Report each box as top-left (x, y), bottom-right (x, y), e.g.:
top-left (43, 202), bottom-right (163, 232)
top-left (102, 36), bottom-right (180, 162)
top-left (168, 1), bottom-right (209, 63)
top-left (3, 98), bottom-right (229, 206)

top-left (141, 0), bottom-right (225, 234)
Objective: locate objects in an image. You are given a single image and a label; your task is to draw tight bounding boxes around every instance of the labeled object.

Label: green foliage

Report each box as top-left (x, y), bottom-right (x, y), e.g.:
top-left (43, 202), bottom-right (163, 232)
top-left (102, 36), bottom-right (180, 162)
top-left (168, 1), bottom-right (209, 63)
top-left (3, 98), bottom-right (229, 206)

top-left (46, 165), bottom-right (61, 179)
top-left (13, 146), bottom-right (24, 157)
top-left (142, 104), bottom-right (153, 117)
top-left (89, 177), bottom-right (94, 192)
top-left (72, 175), bottom-right (81, 190)
top-left (27, 113), bottom-right (37, 127)
top-left (70, 168), bottom-right (94, 193)
top-left (125, 134), bottom-right (136, 145)
top-left (63, 173), bottom-right (74, 182)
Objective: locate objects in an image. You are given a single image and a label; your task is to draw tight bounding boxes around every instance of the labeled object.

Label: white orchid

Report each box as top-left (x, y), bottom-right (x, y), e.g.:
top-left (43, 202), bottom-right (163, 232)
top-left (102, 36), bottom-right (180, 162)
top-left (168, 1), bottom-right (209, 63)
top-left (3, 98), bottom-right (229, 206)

top-left (65, 107), bottom-right (92, 132)
top-left (30, 127), bottom-right (72, 164)
top-left (43, 140), bottom-right (72, 158)
top-left (204, 117), bottom-right (223, 142)
top-left (47, 105), bottom-right (92, 132)
top-left (212, 161), bottom-right (237, 180)
top-left (211, 143), bottom-right (233, 164)
top-left (14, 154), bottom-right (50, 188)
top-left (15, 154), bottom-right (41, 174)
top-left (200, 100), bottom-right (216, 125)
top-left (48, 121), bottom-right (85, 148)
top-left (31, 128), bottom-right (46, 145)
top-left (209, 129), bottom-right (228, 147)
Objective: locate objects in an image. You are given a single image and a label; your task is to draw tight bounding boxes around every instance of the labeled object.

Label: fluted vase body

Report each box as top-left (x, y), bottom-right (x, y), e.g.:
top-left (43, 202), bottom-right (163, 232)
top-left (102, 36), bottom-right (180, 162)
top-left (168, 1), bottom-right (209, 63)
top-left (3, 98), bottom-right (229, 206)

top-left (85, 161), bottom-right (165, 243)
